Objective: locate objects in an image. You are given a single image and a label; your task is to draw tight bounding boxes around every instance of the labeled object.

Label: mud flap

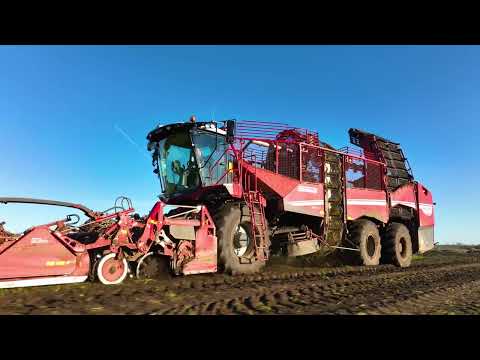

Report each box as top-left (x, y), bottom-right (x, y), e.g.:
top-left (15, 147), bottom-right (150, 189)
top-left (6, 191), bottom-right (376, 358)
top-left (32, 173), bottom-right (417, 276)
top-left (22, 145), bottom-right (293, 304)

top-left (177, 208), bottom-right (218, 275)
top-left (418, 226), bottom-right (434, 253)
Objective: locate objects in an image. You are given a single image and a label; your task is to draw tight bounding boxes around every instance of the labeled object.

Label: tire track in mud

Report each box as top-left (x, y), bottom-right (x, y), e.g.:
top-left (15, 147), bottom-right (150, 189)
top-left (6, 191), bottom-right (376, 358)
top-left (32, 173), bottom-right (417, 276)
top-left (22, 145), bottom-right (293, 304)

top-left (162, 257), bottom-right (477, 294)
top-left (150, 262), bottom-right (480, 315)
top-left (159, 260), bottom-right (480, 300)
top-left (368, 279), bottom-right (480, 315)
top-left (1, 253), bottom-right (480, 315)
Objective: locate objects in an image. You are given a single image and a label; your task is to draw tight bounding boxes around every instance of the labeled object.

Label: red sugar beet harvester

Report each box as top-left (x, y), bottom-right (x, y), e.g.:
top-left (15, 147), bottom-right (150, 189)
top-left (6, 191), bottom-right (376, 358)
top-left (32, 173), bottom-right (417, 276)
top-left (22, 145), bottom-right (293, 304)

top-left (0, 118), bottom-right (435, 288)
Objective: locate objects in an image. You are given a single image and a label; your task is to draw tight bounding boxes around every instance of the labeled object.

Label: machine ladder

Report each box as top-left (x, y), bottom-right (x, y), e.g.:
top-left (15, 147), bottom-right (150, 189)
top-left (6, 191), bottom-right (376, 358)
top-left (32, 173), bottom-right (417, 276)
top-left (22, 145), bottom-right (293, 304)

top-left (242, 156), bottom-right (269, 262)
top-left (244, 191), bottom-right (269, 261)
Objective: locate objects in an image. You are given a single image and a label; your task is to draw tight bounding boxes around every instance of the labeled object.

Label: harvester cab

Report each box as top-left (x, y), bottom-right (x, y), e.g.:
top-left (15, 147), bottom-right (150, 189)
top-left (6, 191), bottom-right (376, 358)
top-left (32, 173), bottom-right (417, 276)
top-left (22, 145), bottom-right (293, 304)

top-left (147, 119), bottom-right (232, 201)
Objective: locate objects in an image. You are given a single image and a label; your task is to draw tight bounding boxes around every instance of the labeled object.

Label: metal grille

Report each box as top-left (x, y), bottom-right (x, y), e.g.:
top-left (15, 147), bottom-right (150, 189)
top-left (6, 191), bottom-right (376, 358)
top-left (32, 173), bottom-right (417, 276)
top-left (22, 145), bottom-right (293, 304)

top-left (265, 143), bottom-right (276, 171)
top-left (243, 143), bottom-right (268, 169)
top-left (232, 122), bottom-right (384, 189)
top-left (365, 162), bottom-right (383, 190)
top-left (338, 146), bottom-right (377, 161)
top-left (264, 142), bottom-right (300, 179)
top-left (301, 144), bottom-right (323, 183)
top-left (235, 120), bottom-right (319, 143)
top-left (236, 121), bottom-right (294, 140)
top-left (345, 155), bottom-right (384, 190)
top-left (338, 146), bottom-right (364, 157)
top-left (345, 156), bottom-right (366, 188)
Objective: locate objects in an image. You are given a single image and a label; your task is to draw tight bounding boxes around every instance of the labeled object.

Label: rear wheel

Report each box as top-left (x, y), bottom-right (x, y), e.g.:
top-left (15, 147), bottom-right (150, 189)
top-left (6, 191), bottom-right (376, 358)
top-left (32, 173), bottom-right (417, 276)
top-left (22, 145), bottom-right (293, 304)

top-left (381, 222), bottom-right (413, 267)
top-left (348, 219), bottom-right (381, 266)
top-left (96, 253), bottom-right (129, 285)
top-left (214, 203), bottom-right (269, 275)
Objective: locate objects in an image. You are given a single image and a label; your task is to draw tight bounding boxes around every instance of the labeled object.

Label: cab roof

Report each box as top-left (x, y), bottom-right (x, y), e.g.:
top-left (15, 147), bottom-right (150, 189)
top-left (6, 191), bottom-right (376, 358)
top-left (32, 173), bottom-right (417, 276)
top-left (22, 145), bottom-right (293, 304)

top-left (147, 121), bottom-right (225, 143)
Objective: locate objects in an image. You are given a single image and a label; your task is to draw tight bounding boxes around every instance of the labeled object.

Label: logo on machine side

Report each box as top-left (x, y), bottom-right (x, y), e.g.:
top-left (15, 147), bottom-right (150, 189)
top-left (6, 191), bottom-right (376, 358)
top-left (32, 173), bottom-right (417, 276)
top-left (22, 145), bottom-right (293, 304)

top-left (31, 238), bottom-right (49, 244)
top-left (45, 260), bottom-right (75, 267)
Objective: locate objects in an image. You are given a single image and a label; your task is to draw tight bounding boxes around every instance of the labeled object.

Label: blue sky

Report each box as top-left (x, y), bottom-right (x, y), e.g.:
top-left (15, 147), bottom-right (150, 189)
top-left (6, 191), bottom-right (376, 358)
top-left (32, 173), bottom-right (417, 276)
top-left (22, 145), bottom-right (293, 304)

top-left (0, 45), bottom-right (478, 244)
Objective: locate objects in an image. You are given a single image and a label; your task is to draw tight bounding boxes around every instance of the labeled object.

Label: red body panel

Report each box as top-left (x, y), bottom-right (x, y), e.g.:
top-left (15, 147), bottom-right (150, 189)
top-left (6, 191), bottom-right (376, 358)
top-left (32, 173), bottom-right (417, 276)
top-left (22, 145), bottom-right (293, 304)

top-left (0, 227), bottom-right (81, 279)
top-left (283, 183), bottom-right (325, 217)
top-left (390, 183), bottom-right (417, 211)
top-left (346, 188), bottom-right (389, 223)
top-left (283, 185), bottom-right (390, 222)
top-left (243, 162), bottom-right (300, 198)
top-left (390, 182), bottom-right (435, 226)
top-left (137, 201), bottom-right (218, 275)
top-left (416, 183), bottom-right (434, 227)
top-left (181, 207), bottom-right (217, 275)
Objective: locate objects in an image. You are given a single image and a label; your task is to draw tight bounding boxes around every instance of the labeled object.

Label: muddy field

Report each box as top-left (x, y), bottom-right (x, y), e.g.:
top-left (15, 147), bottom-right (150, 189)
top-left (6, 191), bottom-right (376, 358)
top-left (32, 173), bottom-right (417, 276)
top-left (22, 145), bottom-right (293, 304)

top-left (2, 246), bottom-right (480, 315)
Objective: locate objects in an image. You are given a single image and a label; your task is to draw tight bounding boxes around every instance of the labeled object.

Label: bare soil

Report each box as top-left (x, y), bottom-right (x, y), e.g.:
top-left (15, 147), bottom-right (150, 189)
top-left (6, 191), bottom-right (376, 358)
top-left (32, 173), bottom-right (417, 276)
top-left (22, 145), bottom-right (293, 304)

top-left (2, 246), bottom-right (480, 315)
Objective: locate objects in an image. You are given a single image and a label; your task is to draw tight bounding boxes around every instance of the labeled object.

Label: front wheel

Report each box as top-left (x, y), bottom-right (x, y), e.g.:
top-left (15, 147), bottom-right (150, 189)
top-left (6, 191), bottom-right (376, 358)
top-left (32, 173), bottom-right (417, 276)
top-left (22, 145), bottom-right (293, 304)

top-left (96, 253), bottom-right (129, 285)
top-left (214, 203), bottom-right (269, 275)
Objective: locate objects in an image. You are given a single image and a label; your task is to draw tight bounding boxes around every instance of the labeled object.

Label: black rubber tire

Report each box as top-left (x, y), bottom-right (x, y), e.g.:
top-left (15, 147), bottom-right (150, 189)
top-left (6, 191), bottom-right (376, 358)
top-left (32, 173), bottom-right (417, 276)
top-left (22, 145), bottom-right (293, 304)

top-left (136, 253), bottom-right (171, 280)
top-left (213, 203), bottom-right (269, 275)
top-left (348, 219), bottom-right (381, 266)
top-left (381, 222), bottom-right (413, 267)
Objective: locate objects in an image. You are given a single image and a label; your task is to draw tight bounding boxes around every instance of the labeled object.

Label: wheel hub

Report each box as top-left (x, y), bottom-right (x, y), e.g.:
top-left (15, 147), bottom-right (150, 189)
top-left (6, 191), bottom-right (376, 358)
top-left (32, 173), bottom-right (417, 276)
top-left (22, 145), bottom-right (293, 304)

top-left (233, 225), bottom-right (250, 257)
top-left (399, 237), bottom-right (407, 258)
top-left (101, 258), bottom-right (125, 282)
top-left (366, 235), bottom-right (376, 258)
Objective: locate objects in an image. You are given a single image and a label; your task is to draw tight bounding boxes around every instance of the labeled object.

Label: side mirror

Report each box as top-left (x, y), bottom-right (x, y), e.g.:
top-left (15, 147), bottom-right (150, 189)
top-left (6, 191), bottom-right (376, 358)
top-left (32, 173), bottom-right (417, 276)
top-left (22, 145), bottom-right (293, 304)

top-left (226, 120), bottom-right (235, 144)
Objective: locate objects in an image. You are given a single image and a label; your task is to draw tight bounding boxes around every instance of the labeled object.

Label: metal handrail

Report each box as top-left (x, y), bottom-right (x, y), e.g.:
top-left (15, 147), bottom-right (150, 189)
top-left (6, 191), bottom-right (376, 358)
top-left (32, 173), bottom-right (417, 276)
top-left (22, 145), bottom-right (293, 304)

top-left (300, 142), bottom-right (385, 166)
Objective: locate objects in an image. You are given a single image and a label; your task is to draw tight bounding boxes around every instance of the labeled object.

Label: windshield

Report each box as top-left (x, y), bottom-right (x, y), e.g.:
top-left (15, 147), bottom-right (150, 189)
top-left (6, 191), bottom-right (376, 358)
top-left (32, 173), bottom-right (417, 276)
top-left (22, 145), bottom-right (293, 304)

top-left (157, 130), bottom-right (201, 196)
top-left (191, 129), bottom-right (228, 187)
top-left (153, 127), bottom-right (230, 197)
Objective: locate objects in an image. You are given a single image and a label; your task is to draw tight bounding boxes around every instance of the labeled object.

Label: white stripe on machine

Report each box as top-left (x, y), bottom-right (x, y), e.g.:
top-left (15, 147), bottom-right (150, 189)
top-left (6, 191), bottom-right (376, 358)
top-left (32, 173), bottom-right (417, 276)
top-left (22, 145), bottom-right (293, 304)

top-left (287, 199), bottom-right (433, 215)
top-left (391, 201), bottom-right (434, 216)
top-left (0, 276), bottom-right (88, 289)
top-left (347, 199), bottom-right (387, 206)
top-left (288, 200), bottom-right (325, 206)
top-left (391, 200), bottom-right (416, 207)
top-left (288, 199), bottom-right (387, 207)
